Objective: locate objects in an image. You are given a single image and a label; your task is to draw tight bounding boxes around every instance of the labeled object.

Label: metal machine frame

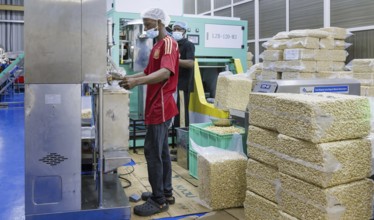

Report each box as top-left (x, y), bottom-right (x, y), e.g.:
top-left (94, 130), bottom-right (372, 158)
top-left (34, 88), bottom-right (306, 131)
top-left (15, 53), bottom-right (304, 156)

top-left (252, 79), bottom-right (361, 95)
top-left (24, 1), bottom-right (131, 219)
top-left (189, 57), bottom-right (244, 122)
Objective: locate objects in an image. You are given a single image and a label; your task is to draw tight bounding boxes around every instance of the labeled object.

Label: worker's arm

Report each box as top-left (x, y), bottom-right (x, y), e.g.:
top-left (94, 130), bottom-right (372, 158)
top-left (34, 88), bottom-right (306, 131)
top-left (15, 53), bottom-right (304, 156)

top-left (110, 71), bottom-right (145, 80)
top-left (119, 68), bottom-right (171, 90)
top-left (124, 72), bottom-right (146, 78)
top-left (109, 72), bottom-right (145, 84)
top-left (179, 59), bottom-right (194, 69)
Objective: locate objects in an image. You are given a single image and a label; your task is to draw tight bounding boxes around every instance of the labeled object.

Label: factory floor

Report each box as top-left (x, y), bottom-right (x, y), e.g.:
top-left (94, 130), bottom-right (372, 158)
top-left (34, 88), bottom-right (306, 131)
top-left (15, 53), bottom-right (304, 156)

top-left (0, 93), bottom-right (245, 220)
top-left (0, 93), bottom-right (25, 220)
top-left (123, 149), bottom-right (245, 220)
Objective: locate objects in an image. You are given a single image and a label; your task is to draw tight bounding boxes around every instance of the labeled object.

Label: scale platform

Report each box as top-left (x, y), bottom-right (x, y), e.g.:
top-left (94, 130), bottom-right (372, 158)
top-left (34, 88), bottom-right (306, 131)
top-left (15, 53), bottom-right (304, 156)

top-left (253, 78), bottom-right (361, 95)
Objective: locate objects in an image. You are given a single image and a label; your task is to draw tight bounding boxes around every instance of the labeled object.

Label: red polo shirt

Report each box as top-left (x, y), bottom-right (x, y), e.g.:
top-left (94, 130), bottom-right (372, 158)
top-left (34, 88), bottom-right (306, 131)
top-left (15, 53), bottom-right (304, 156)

top-left (143, 35), bottom-right (179, 125)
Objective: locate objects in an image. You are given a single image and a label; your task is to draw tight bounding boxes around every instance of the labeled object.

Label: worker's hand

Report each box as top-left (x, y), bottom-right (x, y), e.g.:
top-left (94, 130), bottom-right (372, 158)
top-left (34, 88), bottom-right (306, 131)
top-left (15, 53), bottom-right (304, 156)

top-left (119, 77), bottom-right (137, 90)
top-left (106, 74), bottom-right (113, 85)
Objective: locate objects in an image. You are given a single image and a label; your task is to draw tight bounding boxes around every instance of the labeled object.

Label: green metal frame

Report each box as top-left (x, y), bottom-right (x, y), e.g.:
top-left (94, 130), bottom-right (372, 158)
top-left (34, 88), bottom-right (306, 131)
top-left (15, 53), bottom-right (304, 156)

top-left (0, 53), bottom-right (24, 79)
top-left (107, 10), bottom-right (248, 71)
top-left (107, 9), bottom-right (248, 122)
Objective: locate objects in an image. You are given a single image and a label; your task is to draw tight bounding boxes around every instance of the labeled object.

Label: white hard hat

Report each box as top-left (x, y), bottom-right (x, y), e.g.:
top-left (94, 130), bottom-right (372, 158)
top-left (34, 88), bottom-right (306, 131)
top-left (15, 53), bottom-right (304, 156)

top-left (141, 8), bottom-right (171, 26)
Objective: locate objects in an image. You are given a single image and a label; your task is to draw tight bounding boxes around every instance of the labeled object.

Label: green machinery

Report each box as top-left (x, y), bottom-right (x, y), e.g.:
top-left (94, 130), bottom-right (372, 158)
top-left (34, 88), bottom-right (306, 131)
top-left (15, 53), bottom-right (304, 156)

top-left (107, 9), bottom-right (248, 123)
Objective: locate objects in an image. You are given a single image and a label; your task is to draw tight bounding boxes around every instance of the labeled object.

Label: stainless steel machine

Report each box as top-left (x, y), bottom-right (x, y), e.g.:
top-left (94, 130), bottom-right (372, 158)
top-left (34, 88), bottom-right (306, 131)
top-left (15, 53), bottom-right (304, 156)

top-left (25, 1), bottom-right (131, 219)
top-left (252, 78), bottom-right (360, 94)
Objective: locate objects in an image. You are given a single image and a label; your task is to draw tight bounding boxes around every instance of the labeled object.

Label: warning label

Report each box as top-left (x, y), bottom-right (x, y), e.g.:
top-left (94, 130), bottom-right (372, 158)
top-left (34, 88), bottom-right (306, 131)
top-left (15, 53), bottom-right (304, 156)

top-left (300, 85), bottom-right (349, 94)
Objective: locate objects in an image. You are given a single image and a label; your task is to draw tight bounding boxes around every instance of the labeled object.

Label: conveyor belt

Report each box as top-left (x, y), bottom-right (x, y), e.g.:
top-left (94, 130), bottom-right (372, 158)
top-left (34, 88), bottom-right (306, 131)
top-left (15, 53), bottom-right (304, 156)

top-left (0, 53), bottom-right (24, 95)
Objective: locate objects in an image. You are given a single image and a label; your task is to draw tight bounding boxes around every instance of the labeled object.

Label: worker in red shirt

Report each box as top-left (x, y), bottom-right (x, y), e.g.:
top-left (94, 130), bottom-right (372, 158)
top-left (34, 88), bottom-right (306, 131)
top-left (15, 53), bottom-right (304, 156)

top-left (119, 8), bottom-right (179, 216)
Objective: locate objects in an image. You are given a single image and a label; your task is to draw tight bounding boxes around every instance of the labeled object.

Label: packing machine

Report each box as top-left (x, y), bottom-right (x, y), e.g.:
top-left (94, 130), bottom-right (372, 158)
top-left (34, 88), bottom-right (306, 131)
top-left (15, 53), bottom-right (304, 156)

top-left (25, 1), bottom-right (131, 219)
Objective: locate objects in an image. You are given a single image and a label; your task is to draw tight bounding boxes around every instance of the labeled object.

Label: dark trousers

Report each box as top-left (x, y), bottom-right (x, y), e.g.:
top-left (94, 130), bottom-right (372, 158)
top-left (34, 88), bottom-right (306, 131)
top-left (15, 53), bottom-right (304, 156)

top-left (174, 90), bottom-right (190, 128)
top-left (144, 119), bottom-right (173, 205)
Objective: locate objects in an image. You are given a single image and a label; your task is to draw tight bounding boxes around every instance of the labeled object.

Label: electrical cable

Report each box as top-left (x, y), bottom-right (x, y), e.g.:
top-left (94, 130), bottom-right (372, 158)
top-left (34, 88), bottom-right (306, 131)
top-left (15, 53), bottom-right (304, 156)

top-left (119, 176), bottom-right (132, 188)
top-left (119, 165), bottom-right (135, 175)
top-left (118, 165), bottom-right (134, 188)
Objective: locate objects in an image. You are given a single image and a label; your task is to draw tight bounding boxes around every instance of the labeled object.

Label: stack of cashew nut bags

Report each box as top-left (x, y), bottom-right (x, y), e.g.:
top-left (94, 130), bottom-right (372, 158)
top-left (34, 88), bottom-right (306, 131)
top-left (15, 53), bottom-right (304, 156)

top-left (190, 136), bottom-right (247, 210)
top-left (259, 27), bottom-right (352, 81)
top-left (245, 92), bottom-right (374, 220)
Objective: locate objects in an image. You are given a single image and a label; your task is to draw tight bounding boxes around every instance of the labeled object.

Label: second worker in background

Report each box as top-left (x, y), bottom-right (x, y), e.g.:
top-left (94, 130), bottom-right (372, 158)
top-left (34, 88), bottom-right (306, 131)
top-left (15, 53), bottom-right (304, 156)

top-left (172, 21), bottom-right (195, 128)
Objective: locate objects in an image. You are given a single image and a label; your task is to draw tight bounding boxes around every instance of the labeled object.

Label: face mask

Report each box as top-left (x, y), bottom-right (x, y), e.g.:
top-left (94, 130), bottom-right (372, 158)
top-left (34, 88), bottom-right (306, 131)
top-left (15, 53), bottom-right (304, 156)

top-left (146, 27), bottom-right (159, 39)
top-left (172, 31), bottom-right (184, 41)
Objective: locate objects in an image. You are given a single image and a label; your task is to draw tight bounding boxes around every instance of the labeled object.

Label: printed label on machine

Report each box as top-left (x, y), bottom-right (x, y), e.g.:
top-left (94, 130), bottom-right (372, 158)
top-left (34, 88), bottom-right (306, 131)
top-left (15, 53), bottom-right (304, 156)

top-left (45, 94), bottom-right (62, 105)
top-left (300, 85), bottom-right (349, 94)
top-left (205, 24), bottom-right (244, 49)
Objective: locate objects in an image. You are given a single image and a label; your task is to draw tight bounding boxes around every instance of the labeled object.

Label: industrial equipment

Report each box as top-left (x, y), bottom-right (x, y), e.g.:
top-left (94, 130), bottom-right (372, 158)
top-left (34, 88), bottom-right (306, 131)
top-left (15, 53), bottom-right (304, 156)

top-left (252, 78), bottom-right (360, 95)
top-left (190, 57), bottom-right (244, 123)
top-left (24, 1), bottom-right (131, 219)
top-left (107, 6), bottom-right (249, 123)
top-left (118, 19), bottom-right (152, 119)
top-left (0, 53), bottom-right (24, 103)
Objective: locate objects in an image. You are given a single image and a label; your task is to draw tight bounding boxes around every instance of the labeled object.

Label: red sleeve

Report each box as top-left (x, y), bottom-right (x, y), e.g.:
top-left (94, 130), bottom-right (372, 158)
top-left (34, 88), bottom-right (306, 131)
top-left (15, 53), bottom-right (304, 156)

top-left (144, 63), bottom-right (150, 75)
top-left (160, 37), bottom-right (179, 76)
top-left (143, 48), bottom-right (152, 75)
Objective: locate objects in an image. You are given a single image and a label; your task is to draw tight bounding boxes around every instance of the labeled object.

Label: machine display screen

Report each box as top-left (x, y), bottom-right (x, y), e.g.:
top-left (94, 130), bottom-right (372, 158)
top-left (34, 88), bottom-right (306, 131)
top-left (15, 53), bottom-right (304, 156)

top-left (253, 81), bottom-right (278, 93)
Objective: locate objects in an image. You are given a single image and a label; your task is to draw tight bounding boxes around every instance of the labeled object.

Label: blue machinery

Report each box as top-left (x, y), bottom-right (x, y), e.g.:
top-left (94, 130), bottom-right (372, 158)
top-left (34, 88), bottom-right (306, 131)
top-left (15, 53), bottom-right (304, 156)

top-left (107, 9), bottom-right (248, 122)
top-left (0, 53), bottom-right (24, 103)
